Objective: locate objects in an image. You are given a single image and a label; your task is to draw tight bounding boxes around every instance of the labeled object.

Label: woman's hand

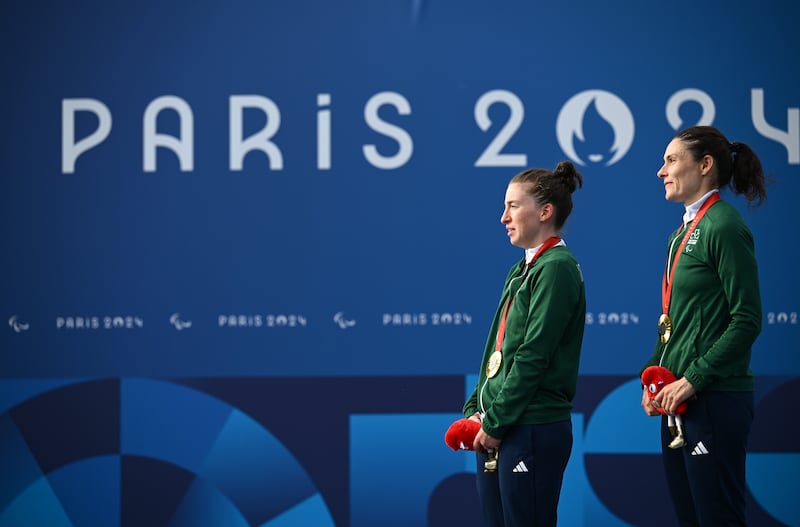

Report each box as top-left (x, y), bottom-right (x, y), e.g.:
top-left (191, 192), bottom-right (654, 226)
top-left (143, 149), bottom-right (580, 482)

top-left (473, 427), bottom-right (502, 452)
top-left (654, 377), bottom-right (696, 415)
top-left (641, 387), bottom-right (661, 416)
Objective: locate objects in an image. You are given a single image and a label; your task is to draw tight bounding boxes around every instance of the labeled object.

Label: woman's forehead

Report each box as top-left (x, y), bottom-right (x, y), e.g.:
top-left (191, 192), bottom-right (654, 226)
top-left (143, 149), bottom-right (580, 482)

top-left (665, 138), bottom-right (687, 156)
top-left (505, 182), bottom-right (536, 200)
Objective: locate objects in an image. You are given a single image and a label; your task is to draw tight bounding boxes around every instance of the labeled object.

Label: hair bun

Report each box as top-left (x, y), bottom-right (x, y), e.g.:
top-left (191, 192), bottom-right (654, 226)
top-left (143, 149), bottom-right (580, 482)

top-left (554, 160), bottom-right (583, 194)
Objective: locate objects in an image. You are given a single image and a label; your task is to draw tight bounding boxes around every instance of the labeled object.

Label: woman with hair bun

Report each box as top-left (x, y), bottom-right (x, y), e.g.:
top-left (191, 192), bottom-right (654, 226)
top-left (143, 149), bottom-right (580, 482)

top-left (640, 125), bottom-right (767, 526)
top-left (461, 161), bottom-right (587, 526)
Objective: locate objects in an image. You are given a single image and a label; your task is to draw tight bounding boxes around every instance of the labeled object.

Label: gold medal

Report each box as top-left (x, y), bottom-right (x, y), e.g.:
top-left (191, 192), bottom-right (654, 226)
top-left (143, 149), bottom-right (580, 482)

top-left (658, 313), bottom-right (672, 344)
top-left (659, 194), bottom-right (719, 347)
top-left (486, 350), bottom-right (502, 378)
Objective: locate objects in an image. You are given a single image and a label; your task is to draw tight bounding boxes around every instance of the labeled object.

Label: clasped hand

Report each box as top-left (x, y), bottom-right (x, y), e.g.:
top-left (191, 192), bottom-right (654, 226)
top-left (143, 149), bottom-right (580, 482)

top-left (469, 414), bottom-right (502, 451)
top-left (641, 377), bottom-right (696, 416)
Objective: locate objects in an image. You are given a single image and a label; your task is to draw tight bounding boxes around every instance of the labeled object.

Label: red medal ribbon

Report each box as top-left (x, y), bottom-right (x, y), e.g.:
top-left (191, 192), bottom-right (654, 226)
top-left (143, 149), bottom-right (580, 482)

top-left (661, 193), bottom-right (720, 316)
top-left (494, 236), bottom-right (562, 353)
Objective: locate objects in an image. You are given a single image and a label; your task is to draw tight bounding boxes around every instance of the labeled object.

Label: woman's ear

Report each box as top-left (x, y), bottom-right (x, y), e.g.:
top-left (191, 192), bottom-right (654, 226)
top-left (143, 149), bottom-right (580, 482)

top-left (540, 203), bottom-right (554, 222)
top-left (700, 154), bottom-right (715, 176)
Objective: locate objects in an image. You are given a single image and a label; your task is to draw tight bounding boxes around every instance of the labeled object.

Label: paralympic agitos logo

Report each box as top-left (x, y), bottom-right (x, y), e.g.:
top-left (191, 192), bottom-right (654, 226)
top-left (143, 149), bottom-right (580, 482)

top-left (60, 88), bottom-right (798, 174)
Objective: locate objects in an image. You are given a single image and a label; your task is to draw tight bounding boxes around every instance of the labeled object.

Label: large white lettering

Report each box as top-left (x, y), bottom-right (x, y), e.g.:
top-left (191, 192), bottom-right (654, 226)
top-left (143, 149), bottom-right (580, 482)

top-left (62, 98), bottom-right (112, 174)
top-left (474, 89), bottom-right (527, 167)
top-left (317, 93), bottom-right (332, 170)
top-left (752, 88), bottom-right (799, 164)
top-left (143, 96), bottom-right (194, 172)
top-left (59, 88), bottom-right (799, 174)
top-left (229, 95), bottom-right (283, 171)
top-left (362, 91), bottom-right (413, 170)
top-left (665, 88), bottom-right (715, 130)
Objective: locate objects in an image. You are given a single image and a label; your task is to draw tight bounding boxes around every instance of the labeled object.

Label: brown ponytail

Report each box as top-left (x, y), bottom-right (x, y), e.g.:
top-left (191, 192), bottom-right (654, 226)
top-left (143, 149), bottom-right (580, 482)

top-left (676, 126), bottom-right (767, 206)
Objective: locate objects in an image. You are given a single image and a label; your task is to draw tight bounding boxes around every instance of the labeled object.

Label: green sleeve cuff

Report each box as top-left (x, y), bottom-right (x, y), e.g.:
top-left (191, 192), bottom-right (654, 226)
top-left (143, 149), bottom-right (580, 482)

top-left (683, 368), bottom-right (706, 391)
top-left (480, 416), bottom-right (507, 440)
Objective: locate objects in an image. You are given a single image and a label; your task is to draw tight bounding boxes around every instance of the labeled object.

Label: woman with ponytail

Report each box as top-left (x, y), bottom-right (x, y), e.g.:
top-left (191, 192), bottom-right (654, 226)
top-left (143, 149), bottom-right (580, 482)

top-left (461, 161), bottom-right (586, 526)
top-left (640, 125), bottom-right (767, 526)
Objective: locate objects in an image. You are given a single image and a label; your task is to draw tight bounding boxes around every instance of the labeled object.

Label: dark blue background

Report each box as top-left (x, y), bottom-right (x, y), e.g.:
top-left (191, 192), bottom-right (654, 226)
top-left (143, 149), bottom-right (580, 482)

top-left (2, 1), bottom-right (798, 525)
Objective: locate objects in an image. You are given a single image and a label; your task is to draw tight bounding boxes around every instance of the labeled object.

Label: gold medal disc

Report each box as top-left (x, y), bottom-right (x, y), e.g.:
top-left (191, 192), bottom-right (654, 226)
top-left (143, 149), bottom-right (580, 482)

top-left (658, 314), bottom-right (672, 344)
top-left (486, 350), bottom-right (502, 378)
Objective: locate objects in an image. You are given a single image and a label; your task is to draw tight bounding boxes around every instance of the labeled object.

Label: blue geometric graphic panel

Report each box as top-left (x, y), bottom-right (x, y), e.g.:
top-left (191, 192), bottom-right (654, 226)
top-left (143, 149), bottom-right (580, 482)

top-left (0, 379), bottom-right (337, 526)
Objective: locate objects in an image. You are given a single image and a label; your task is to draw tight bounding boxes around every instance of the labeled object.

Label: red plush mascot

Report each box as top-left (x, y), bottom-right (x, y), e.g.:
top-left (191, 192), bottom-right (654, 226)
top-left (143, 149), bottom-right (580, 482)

top-left (444, 418), bottom-right (481, 451)
top-left (641, 365), bottom-right (687, 449)
top-left (445, 418), bottom-right (499, 472)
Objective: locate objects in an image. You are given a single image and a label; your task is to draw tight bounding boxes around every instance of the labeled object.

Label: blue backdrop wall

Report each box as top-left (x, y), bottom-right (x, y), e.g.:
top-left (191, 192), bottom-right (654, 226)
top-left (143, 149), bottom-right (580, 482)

top-left (2, 1), bottom-right (799, 526)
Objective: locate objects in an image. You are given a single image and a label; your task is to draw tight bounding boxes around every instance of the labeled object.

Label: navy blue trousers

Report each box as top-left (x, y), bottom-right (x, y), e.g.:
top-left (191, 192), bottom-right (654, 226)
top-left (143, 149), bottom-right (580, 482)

top-left (475, 420), bottom-right (572, 527)
top-left (661, 391), bottom-right (754, 526)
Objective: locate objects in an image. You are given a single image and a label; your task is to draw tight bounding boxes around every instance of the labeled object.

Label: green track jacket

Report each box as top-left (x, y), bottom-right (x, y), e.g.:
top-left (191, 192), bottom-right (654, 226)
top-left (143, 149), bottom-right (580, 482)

top-left (464, 246), bottom-right (586, 439)
top-left (641, 199), bottom-right (761, 392)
